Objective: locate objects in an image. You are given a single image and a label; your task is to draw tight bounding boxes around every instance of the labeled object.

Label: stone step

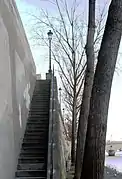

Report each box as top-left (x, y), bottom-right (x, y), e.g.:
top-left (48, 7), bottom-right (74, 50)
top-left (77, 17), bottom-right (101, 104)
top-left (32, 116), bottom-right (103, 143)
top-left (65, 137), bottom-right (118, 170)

top-left (28, 115), bottom-right (49, 118)
top-left (29, 107), bottom-right (49, 109)
top-left (25, 129), bottom-right (48, 133)
top-left (25, 126), bottom-right (48, 130)
top-left (33, 89), bottom-right (50, 92)
top-left (27, 123), bottom-right (48, 126)
top-left (17, 163), bottom-right (46, 170)
top-left (24, 135), bottom-right (48, 140)
top-left (32, 95), bottom-right (49, 97)
top-left (23, 138), bottom-right (48, 143)
top-left (34, 86), bottom-right (50, 89)
top-left (22, 146), bottom-right (47, 150)
top-left (16, 177), bottom-right (46, 179)
top-left (18, 157), bottom-right (45, 164)
top-left (28, 121), bottom-right (48, 124)
top-left (22, 138), bottom-right (47, 142)
top-left (29, 112), bottom-right (49, 114)
top-left (25, 132), bottom-right (48, 136)
top-left (29, 116), bottom-right (49, 119)
top-left (31, 100), bottom-right (49, 103)
top-left (34, 88), bottom-right (50, 91)
top-left (34, 85), bottom-right (50, 88)
top-left (24, 133), bottom-right (48, 138)
top-left (28, 119), bottom-right (49, 122)
top-left (26, 123), bottom-right (48, 126)
top-left (31, 100), bottom-right (50, 103)
top-left (30, 104), bottom-right (49, 107)
top-left (22, 142), bottom-right (47, 148)
top-left (26, 126), bottom-right (48, 129)
top-left (25, 128), bottom-right (48, 132)
top-left (29, 109), bottom-right (49, 112)
top-left (31, 98), bottom-right (49, 101)
top-left (31, 104), bottom-right (49, 106)
top-left (30, 104), bottom-right (49, 106)
top-left (24, 132), bottom-right (48, 136)
top-left (27, 122), bottom-right (48, 126)
top-left (31, 103), bottom-right (49, 106)
top-left (29, 111), bottom-right (49, 114)
top-left (23, 139), bottom-right (48, 144)
top-left (28, 114), bottom-right (49, 118)
top-left (27, 120), bottom-right (48, 123)
top-left (20, 152), bottom-right (46, 158)
top-left (19, 156), bottom-right (45, 159)
top-left (29, 118), bottom-right (49, 122)
top-left (16, 170), bottom-right (46, 177)
top-left (21, 148), bottom-right (47, 153)
top-left (29, 108), bottom-right (49, 111)
top-left (32, 95), bottom-right (49, 98)
top-left (26, 126), bottom-right (48, 130)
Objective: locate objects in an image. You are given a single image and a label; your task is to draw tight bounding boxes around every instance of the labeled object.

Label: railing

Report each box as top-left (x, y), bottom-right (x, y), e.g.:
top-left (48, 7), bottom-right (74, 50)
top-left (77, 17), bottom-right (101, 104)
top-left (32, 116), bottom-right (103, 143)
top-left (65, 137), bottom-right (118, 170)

top-left (47, 71), bottom-right (70, 179)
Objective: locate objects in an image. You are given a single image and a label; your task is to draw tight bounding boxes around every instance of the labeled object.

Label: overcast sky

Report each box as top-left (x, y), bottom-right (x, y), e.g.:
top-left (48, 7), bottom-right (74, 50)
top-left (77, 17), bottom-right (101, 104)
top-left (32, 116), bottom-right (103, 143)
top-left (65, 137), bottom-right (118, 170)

top-left (16, 0), bottom-right (122, 141)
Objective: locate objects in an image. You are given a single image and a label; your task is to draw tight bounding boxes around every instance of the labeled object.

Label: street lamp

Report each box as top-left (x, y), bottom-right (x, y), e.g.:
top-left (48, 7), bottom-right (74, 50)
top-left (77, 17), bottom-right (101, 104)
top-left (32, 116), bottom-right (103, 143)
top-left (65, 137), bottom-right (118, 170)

top-left (47, 30), bottom-right (53, 73)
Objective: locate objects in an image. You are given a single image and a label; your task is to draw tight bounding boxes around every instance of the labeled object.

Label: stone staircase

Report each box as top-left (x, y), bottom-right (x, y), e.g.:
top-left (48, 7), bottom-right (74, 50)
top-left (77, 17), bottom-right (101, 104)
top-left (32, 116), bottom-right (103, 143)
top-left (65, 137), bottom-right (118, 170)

top-left (15, 80), bottom-right (50, 179)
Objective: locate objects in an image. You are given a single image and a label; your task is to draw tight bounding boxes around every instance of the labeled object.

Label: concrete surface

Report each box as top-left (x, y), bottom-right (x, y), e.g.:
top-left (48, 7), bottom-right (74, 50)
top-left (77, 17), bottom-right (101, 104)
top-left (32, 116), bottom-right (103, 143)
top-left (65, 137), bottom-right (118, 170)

top-left (0, 1), bottom-right (36, 179)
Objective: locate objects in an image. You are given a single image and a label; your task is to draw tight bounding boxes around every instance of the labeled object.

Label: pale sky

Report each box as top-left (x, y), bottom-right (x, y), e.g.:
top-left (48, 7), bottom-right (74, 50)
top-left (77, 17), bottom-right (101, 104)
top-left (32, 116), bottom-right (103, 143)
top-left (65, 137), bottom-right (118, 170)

top-left (16, 0), bottom-right (122, 141)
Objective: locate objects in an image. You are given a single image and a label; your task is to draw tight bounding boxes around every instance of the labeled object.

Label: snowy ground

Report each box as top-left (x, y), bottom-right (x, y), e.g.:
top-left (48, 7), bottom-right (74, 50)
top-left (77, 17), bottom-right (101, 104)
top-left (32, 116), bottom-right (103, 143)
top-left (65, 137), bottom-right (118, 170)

top-left (105, 151), bottom-right (122, 179)
top-left (105, 151), bottom-right (122, 172)
top-left (104, 167), bottom-right (122, 179)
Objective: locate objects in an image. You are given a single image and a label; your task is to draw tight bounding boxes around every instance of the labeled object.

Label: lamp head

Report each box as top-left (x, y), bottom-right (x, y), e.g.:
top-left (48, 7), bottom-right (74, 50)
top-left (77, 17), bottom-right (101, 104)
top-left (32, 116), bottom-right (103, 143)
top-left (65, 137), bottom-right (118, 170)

top-left (47, 30), bottom-right (53, 40)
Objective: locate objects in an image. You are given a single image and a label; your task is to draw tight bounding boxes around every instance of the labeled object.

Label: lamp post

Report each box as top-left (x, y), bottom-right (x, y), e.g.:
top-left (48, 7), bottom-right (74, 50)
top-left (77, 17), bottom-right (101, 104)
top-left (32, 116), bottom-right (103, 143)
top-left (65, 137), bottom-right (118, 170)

top-left (47, 30), bottom-right (53, 73)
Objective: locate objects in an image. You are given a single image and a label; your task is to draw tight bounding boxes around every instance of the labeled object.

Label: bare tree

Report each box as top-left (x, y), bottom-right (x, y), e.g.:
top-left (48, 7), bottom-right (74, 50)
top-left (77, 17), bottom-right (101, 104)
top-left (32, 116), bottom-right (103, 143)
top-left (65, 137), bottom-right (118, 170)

top-left (74, 0), bottom-right (96, 178)
top-left (29, 0), bottom-right (86, 165)
top-left (27, 0), bottom-right (106, 166)
top-left (81, 0), bottom-right (122, 178)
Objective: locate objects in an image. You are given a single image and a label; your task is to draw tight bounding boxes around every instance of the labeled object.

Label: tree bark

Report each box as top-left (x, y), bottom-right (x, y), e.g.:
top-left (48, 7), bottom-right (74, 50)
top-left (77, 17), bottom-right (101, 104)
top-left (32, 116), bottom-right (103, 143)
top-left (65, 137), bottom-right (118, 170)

top-left (81, 1), bottom-right (122, 179)
top-left (74, 0), bottom-right (95, 178)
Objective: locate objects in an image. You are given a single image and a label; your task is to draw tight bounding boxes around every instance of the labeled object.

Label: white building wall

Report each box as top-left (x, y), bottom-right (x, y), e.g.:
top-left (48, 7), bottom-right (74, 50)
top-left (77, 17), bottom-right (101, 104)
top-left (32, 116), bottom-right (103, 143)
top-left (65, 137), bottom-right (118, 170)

top-left (0, 1), bottom-right (36, 179)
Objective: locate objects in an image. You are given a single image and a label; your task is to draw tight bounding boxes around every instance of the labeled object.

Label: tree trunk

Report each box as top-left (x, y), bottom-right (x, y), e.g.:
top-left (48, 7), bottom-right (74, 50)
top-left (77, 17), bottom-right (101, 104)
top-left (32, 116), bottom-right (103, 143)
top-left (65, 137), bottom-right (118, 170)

top-left (74, 0), bottom-right (95, 178)
top-left (81, 1), bottom-right (122, 179)
top-left (71, 86), bottom-right (77, 165)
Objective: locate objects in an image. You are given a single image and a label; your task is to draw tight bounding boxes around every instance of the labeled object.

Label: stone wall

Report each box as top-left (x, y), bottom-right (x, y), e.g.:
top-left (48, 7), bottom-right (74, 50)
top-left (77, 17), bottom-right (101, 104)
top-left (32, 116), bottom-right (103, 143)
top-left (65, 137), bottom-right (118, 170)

top-left (50, 77), bottom-right (70, 179)
top-left (0, 1), bottom-right (36, 179)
